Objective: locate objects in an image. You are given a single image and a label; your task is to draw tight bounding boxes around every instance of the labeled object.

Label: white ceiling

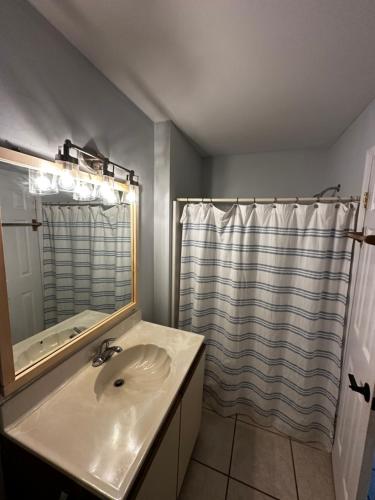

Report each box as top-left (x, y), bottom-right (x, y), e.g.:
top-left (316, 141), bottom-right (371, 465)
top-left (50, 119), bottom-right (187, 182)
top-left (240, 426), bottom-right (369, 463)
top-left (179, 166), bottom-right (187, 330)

top-left (29, 0), bottom-right (375, 156)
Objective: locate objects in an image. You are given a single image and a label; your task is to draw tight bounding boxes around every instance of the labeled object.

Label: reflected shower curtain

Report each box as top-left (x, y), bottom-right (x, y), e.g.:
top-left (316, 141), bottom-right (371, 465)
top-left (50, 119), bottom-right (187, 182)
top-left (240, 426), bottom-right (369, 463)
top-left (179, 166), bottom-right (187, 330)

top-left (178, 202), bottom-right (357, 449)
top-left (42, 204), bottom-right (132, 327)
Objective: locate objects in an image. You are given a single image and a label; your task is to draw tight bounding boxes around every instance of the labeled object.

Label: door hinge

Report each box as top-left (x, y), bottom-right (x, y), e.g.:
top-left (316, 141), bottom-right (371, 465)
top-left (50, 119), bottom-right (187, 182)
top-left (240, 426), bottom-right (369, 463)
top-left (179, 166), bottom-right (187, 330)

top-left (363, 191), bottom-right (369, 209)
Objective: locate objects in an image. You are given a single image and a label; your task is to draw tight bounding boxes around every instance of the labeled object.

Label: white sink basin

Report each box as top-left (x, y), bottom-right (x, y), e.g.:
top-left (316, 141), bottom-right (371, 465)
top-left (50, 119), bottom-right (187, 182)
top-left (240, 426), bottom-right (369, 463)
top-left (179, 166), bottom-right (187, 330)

top-left (94, 344), bottom-right (171, 400)
top-left (14, 326), bottom-right (85, 372)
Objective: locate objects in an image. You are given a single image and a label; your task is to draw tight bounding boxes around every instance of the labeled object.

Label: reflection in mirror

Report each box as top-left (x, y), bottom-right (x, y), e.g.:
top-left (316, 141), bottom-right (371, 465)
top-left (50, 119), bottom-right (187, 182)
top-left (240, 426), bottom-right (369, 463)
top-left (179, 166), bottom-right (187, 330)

top-left (0, 164), bottom-right (133, 374)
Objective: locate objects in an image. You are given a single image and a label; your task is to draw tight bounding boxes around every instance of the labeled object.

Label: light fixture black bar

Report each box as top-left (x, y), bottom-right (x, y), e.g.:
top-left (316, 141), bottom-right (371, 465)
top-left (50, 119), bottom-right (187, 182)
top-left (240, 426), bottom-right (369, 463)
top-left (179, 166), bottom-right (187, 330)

top-left (66, 140), bottom-right (105, 162)
top-left (62, 140), bottom-right (138, 185)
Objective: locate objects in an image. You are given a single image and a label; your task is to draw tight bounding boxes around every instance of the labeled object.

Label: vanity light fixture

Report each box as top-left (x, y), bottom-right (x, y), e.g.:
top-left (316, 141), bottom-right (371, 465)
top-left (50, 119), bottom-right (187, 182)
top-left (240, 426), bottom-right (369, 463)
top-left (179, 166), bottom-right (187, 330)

top-left (98, 175), bottom-right (120, 205)
top-left (55, 141), bottom-right (79, 192)
top-left (27, 139), bottom-right (139, 198)
top-left (73, 180), bottom-right (98, 201)
top-left (28, 169), bottom-right (59, 195)
top-left (125, 188), bottom-right (136, 203)
top-left (56, 140), bottom-right (138, 186)
top-left (57, 163), bottom-right (79, 192)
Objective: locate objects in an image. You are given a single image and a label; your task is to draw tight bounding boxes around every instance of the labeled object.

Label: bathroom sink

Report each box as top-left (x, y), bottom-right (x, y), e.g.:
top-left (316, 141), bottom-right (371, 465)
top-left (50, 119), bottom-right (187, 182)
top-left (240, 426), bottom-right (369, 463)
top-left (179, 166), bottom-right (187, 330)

top-left (94, 344), bottom-right (171, 400)
top-left (14, 326), bottom-right (86, 372)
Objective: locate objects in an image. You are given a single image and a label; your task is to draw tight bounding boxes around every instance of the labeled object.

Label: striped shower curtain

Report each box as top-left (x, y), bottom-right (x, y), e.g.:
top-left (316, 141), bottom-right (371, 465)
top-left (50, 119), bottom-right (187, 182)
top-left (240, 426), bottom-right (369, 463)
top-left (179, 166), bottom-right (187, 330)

top-left (42, 204), bottom-right (132, 327)
top-left (178, 202), bottom-right (357, 449)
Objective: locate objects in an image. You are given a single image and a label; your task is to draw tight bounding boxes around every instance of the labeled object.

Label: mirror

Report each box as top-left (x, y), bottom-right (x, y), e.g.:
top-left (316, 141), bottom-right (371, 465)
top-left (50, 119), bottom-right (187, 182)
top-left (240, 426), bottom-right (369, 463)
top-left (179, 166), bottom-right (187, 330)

top-left (0, 161), bottom-right (134, 375)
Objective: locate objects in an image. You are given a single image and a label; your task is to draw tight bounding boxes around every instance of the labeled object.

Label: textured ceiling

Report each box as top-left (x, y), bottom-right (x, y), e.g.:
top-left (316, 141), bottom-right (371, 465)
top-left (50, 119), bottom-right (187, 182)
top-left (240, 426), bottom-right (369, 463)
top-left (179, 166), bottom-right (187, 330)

top-left (29, 0), bottom-right (375, 155)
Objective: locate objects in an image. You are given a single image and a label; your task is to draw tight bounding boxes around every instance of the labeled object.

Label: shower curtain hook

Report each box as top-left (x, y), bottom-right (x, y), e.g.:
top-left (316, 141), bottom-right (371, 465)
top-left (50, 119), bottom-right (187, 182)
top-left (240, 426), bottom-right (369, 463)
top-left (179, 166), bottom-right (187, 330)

top-left (253, 196), bottom-right (256, 204)
top-left (236, 197), bottom-right (239, 205)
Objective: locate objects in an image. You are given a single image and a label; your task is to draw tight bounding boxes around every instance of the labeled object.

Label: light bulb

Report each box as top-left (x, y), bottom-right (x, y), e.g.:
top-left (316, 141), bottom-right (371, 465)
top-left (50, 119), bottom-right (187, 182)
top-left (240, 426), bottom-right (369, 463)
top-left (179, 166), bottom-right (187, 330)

top-left (78, 183), bottom-right (90, 198)
top-left (73, 181), bottom-right (97, 201)
top-left (100, 185), bottom-right (118, 204)
top-left (29, 169), bottom-right (59, 195)
top-left (58, 170), bottom-right (76, 191)
top-left (99, 176), bottom-right (119, 204)
top-left (125, 190), bottom-right (136, 203)
top-left (35, 174), bottom-right (51, 191)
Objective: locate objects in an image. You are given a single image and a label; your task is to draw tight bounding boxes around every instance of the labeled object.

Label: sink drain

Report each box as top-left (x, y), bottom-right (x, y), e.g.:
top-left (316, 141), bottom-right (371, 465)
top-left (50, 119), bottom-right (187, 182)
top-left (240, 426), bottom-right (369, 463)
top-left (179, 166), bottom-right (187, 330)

top-left (113, 378), bottom-right (125, 387)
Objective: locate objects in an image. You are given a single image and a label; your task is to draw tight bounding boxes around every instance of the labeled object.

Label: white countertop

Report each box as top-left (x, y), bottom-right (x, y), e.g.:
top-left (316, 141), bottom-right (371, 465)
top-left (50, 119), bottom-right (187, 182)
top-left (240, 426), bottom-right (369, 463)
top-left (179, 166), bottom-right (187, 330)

top-left (4, 320), bottom-right (204, 499)
top-left (13, 310), bottom-right (109, 372)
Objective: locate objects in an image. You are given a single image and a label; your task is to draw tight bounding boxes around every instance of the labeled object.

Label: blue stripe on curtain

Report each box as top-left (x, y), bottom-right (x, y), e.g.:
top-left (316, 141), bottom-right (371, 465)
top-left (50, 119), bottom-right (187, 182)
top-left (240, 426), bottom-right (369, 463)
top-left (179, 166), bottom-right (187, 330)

top-left (42, 204), bottom-right (132, 327)
top-left (178, 202), bottom-right (357, 450)
top-left (181, 257), bottom-right (350, 282)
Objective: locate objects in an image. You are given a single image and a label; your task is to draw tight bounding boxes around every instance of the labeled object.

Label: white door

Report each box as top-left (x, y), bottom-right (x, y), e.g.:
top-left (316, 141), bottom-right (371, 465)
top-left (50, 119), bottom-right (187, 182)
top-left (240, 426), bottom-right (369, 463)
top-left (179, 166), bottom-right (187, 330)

top-left (0, 167), bottom-right (44, 344)
top-left (333, 148), bottom-right (375, 500)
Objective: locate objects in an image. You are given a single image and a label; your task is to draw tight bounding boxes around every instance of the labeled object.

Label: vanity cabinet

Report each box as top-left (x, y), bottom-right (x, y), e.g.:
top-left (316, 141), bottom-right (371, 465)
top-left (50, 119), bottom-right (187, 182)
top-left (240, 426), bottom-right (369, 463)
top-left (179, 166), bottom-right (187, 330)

top-left (133, 346), bottom-right (205, 500)
top-left (177, 348), bottom-right (204, 494)
top-left (135, 405), bottom-right (180, 500)
top-left (1, 345), bottom-right (205, 500)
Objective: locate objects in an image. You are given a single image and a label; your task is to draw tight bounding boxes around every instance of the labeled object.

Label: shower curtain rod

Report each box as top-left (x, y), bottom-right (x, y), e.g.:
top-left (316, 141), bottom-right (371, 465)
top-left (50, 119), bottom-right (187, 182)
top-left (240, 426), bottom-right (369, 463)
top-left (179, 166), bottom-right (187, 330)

top-left (176, 196), bottom-right (360, 204)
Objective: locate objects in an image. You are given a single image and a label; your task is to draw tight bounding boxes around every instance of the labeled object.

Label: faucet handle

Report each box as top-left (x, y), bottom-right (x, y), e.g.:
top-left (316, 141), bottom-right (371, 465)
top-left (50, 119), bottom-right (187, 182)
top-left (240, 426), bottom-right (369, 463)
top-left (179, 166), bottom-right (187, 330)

top-left (99, 337), bottom-right (116, 352)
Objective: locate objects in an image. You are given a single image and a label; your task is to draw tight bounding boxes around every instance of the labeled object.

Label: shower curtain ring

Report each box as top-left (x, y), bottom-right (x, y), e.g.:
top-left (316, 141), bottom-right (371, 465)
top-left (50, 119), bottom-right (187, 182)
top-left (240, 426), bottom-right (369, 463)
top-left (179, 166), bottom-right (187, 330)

top-left (236, 197), bottom-right (239, 205)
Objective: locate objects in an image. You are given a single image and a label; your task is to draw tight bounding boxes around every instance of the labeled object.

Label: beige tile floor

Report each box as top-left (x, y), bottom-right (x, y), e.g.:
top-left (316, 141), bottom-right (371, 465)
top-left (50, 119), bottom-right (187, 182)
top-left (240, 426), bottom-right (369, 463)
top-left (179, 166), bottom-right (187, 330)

top-left (179, 409), bottom-right (336, 500)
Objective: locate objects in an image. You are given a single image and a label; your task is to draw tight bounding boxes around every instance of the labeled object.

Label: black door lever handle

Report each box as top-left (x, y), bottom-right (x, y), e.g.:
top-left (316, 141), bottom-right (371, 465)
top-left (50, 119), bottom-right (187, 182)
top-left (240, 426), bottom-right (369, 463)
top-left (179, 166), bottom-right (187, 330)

top-left (348, 373), bottom-right (371, 403)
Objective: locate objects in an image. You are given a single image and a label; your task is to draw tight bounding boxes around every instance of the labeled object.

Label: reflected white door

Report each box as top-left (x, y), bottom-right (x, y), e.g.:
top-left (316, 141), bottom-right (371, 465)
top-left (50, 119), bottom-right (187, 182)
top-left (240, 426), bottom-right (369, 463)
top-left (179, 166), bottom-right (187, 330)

top-left (0, 168), bottom-right (44, 344)
top-left (333, 148), bottom-right (375, 500)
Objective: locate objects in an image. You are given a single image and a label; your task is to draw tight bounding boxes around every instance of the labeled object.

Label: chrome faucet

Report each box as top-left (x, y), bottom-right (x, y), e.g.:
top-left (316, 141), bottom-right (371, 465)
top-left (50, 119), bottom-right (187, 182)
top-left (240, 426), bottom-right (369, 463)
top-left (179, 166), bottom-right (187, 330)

top-left (92, 338), bottom-right (123, 367)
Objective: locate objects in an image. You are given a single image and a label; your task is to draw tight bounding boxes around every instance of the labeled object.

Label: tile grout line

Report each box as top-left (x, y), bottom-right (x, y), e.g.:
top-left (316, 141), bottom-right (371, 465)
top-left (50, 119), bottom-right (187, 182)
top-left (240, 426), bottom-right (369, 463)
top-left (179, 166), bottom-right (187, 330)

top-left (228, 475), bottom-right (281, 500)
top-left (191, 458), bottom-right (280, 500)
top-left (236, 417), bottom-right (290, 443)
top-left (224, 413), bottom-right (237, 500)
top-left (236, 416), bottom-right (287, 439)
top-left (196, 410), bottom-right (284, 500)
top-left (236, 414), bottom-right (327, 452)
top-left (289, 438), bottom-right (300, 500)
top-left (191, 457), bottom-right (227, 477)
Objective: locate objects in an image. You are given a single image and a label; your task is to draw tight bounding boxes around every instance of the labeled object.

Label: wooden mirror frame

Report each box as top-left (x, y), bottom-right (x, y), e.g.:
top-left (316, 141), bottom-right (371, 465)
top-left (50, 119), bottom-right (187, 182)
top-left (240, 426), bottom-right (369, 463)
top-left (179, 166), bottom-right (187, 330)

top-left (0, 146), bottom-right (138, 396)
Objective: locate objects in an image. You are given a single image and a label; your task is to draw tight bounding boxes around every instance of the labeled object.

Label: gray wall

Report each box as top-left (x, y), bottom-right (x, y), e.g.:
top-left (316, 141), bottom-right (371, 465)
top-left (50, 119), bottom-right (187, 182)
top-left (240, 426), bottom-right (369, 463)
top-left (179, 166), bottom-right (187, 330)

top-left (170, 125), bottom-right (203, 200)
top-left (203, 95), bottom-right (375, 200)
top-left (154, 122), bottom-right (172, 326)
top-left (154, 121), bottom-right (203, 326)
top-left (0, 0), bottom-right (154, 319)
top-left (203, 148), bottom-right (331, 198)
top-left (327, 97), bottom-right (375, 196)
